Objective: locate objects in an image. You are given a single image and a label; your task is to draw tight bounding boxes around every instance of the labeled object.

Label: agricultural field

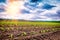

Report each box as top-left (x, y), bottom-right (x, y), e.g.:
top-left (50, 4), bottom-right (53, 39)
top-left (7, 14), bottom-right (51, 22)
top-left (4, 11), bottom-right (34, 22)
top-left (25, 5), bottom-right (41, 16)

top-left (0, 19), bottom-right (60, 40)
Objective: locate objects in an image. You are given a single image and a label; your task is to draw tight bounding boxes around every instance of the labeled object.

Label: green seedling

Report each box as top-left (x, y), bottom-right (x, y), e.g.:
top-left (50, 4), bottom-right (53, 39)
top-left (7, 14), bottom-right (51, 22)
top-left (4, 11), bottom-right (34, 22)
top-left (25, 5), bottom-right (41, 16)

top-left (0, 27), bottom-right (5, 31)
top-left (52, 29), bottom-right (55, 31)
top-left (40, 30), bottom-right (46, 33)
top-left (21, 32), bottom-right (27, 36)
top-left (7, 28), bottom-right (10, 31)
top-left (17, 33), bottom-right (21, 37)
top-left (46, 30), bottom-right (49, 32)
top-left (9, 34), bottom-right (13, 38)
top-left (30, 31), bottom-right (36, 35)
top-left (11, 27), bottom-right (14, 30)
top-left (35, 27), bottom-right (38, 28)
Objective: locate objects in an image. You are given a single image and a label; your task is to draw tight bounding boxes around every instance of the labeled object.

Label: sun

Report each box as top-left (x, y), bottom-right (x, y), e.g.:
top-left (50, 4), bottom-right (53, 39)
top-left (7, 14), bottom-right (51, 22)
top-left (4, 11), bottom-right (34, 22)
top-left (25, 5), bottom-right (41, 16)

top-left (6, 0), bottom-right (24, 19)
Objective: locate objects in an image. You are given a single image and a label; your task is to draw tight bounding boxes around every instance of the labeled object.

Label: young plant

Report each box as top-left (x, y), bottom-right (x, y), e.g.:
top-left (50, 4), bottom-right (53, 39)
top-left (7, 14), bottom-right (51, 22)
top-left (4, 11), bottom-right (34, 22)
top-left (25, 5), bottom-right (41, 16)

top-left (0, 27), bottom-right (5, 31)
top-left (21, 32), bottom-right (27, 36)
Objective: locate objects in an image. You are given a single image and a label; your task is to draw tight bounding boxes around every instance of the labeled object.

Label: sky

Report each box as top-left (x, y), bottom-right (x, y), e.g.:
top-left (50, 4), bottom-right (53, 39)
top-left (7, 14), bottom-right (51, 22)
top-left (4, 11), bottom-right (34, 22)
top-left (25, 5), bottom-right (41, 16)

top-left (0, 0), bottom-right (60, 21)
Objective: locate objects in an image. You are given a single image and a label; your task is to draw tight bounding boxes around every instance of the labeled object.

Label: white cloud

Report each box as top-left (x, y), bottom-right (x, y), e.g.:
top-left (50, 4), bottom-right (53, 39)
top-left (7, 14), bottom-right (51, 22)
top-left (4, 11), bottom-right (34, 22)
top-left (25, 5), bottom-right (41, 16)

top-left (0, 0), bottom-right (60, 21)
top-left (16, 13), bottom-right (34, 20)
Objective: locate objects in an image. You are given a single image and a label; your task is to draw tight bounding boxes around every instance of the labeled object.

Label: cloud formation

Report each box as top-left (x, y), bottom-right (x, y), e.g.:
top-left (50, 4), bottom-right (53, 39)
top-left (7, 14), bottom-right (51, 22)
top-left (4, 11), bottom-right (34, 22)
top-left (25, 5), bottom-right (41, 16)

top-left (0, 0), bottom-right (60, 21)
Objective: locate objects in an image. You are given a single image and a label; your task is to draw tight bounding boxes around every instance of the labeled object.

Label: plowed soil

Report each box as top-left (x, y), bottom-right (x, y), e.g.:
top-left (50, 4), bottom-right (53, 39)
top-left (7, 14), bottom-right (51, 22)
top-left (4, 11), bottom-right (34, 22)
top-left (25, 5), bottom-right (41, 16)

top-left (0, 27), bottom-right (60, 40)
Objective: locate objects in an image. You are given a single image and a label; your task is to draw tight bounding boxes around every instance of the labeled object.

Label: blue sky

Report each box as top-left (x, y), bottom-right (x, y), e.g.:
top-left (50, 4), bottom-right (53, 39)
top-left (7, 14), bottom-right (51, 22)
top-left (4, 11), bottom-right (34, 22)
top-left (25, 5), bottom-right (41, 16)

top-left (0, 0), bottom-right (60, 21)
